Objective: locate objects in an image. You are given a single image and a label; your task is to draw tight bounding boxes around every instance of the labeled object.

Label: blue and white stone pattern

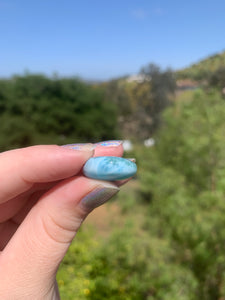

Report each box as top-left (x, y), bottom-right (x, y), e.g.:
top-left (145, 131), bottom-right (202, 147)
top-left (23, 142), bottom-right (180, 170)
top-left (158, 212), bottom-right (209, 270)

top-left (83, 156), bottom-right (137, 181)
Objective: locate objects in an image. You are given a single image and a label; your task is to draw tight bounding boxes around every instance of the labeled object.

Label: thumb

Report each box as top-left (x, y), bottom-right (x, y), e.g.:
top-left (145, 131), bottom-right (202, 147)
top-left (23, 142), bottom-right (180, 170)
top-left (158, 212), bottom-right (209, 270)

top-left (0, 176), bottom-right (119, 298)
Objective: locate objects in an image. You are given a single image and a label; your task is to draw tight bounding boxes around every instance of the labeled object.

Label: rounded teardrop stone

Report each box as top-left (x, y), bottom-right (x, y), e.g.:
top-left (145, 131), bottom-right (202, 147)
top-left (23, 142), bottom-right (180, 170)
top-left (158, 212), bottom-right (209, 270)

top-left (83, 156), bottom-right (137, 180)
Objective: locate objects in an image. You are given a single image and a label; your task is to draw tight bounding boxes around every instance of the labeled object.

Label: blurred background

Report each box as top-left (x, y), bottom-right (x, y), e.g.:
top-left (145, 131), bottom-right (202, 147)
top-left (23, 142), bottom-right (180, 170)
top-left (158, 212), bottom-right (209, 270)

top-left (1, 0), bottom-right (225, 299)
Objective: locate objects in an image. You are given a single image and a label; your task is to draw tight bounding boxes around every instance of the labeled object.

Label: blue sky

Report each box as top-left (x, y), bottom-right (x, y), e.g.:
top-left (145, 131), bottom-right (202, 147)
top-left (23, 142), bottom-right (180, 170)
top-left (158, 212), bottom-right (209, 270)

top-left (1, 0), bottom-right (225, 80)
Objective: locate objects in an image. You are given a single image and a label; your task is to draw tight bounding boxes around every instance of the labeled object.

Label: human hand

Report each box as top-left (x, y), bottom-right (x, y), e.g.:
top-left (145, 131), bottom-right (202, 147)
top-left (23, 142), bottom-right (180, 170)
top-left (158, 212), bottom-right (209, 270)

top-left (0, 142), bottom-right (124, 299)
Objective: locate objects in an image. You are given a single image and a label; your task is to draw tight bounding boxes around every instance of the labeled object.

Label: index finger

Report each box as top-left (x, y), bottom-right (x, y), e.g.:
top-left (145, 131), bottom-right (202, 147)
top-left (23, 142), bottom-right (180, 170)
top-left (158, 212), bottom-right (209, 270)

top-left (0, 145), bottom-right (94, 204)
top-left (63, 141), bottom-right (124, 157)
top-left (94, 140), bottom-right (124, 157)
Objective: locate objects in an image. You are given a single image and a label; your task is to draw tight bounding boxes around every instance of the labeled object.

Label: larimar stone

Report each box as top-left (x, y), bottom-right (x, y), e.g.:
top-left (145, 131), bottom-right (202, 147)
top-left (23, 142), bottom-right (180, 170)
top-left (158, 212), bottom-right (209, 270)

top-left (83, 156), bottom-right (137, 180)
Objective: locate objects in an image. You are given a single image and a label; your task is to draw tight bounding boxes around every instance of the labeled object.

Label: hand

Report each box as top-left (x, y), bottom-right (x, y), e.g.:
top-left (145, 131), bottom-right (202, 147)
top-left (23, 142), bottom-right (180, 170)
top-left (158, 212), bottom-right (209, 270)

top-left (0, 143), bottom-right (124, 299)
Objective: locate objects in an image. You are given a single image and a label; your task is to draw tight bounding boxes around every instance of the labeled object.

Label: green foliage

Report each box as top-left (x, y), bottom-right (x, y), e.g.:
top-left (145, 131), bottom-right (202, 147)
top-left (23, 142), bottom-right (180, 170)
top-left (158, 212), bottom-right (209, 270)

top-left (139, 64), bottom-right (176, 135)
top-left (0, 75), bottom-right (119, 151)
top-left (158, 90), bottom-right (225, 192)
top-left (58, 225), bottom-right (197, 300)
top-left (176, 51), bottom-right (225, 80)
top-left (208, 67), bottom-right (225, 89)
top-left (103, 64), bottom-right (176, 140)
top-left (138, 90), bottom-right (225, 299)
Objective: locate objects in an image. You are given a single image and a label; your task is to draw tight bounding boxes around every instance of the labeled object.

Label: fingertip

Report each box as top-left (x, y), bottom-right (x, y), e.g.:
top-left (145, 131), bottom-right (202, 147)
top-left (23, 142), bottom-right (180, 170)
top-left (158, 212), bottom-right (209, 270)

top-left (94, 144), bottom-right (124, 157)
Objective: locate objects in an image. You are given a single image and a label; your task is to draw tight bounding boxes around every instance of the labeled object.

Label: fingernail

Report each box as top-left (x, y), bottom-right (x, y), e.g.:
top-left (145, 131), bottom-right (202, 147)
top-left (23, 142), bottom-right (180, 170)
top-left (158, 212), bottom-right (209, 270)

top-left (62, 143), bottom-right (94, 151)
top-left (94, 140), bottom-right (123, 147)
top-left (80, 182), bottom-right (119, 210)
top-left (83, 156), bottom-right (137, 180)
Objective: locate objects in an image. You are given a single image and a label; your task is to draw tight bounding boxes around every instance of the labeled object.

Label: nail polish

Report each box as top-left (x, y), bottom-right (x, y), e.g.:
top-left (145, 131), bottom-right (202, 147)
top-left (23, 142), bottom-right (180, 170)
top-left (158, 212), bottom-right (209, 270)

top-left (80, 183), bottom-right (119, 209)
top-left (83, 156), bottom-right (137, 180)
top-left (94, 140), bottom-right (123, 147)
top-left (62, 143), bottom-right (94, 151)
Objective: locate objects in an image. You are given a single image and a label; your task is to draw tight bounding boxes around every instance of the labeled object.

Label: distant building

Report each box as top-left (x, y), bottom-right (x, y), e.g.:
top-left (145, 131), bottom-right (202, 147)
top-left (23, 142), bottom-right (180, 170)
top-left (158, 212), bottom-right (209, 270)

top-left (176, 79), bottom-right (199, 90)
top-left (126, 74), bottom-right (150, 83)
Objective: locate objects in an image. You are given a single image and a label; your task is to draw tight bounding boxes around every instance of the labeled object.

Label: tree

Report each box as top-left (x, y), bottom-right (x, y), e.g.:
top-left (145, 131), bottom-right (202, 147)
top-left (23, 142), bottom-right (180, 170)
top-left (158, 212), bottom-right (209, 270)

top-left (136, 63), bottom-right (176, 138)
top-left (139, 89), bottom-right (225, 298)
top-left (0, 75), bottom-right (119, 151)
top-left (209, 67), bottom-right (225, 90)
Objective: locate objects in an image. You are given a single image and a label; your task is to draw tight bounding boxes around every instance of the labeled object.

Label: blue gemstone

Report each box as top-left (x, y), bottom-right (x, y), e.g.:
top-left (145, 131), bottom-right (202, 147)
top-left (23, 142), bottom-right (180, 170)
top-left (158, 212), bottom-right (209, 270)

top-left (83, 156), bottom-right (137, 180)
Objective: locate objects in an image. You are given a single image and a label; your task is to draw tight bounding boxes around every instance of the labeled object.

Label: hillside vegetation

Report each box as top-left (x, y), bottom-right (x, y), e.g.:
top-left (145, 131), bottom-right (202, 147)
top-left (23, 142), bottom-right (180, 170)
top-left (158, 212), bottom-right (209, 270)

top-left (101, 64), bottom-right (176, 140)
top-left (176, 51), bottom-right (225, 80)
top-left (0, 75), bottom-right (118, 151)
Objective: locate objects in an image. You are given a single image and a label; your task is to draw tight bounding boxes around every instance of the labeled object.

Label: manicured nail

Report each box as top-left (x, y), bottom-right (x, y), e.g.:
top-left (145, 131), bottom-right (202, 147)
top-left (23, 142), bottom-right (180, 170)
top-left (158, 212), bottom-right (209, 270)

top-left (80, 182), bottom-right (119, 209)
top-left (94, 140), bottom-right (123, 147)
top-left (83, 156), bottom-right (137, 180)
top-left (62, 143), bottom-right (94, 151)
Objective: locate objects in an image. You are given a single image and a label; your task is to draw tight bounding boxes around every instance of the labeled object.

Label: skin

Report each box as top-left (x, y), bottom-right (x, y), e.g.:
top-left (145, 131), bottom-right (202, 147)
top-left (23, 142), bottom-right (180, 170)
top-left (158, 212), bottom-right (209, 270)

top-left (0, 143), bottom-right (125, 299)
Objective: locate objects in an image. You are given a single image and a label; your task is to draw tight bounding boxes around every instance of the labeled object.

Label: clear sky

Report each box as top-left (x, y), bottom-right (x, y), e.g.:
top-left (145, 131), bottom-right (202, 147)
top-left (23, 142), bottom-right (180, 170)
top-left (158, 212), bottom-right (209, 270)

top-left (1, 0), bottom-right (225, 80)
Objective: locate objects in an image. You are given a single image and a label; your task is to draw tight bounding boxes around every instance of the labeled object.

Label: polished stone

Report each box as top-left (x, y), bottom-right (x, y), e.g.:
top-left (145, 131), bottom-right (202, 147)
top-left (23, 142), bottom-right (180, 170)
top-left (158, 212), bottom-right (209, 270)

top-left (83, 156), bottom-right (137, 180)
